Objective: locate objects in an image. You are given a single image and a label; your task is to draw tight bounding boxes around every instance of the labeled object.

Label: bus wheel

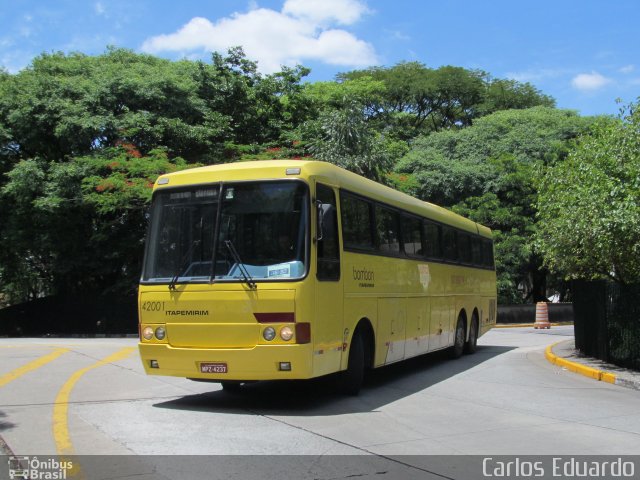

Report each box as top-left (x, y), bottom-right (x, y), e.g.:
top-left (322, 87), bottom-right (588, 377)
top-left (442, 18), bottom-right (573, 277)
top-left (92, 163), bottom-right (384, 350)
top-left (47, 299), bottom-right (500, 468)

top-left (449, 317), bottom-right (465, 359)
top-left (337, 331), bottom-right (365, 396)
top-left (221, 381), bottom-right (243, 393)
top-left (465, 316), bottom-right (479, 354)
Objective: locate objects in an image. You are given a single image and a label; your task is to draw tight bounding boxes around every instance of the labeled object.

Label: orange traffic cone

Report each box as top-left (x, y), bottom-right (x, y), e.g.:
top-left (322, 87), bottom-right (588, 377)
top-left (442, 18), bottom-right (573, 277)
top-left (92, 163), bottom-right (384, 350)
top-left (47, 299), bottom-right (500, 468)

top-left (533, 302), bottom-right (551, 329)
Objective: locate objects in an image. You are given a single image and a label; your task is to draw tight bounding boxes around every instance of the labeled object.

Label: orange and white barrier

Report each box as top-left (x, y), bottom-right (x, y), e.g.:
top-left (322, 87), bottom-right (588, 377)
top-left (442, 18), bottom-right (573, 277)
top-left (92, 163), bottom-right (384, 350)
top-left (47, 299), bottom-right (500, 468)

top-left (534, 302), bottom-right (551, 329)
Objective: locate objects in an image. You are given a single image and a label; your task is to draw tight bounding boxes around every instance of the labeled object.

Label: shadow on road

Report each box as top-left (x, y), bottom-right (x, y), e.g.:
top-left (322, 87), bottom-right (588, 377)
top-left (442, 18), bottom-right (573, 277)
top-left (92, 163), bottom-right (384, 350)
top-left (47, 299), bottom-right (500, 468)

top-left (0, 411), bottom-right (16, 432)
top-left (153, 344), bottom-right (514, 416)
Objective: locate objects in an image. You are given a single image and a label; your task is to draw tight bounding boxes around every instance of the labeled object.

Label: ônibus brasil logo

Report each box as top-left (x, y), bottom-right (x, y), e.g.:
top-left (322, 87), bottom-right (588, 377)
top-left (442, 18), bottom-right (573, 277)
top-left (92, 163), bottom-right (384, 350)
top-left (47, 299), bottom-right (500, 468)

top-left (8, 456), bottom-right (73, 480)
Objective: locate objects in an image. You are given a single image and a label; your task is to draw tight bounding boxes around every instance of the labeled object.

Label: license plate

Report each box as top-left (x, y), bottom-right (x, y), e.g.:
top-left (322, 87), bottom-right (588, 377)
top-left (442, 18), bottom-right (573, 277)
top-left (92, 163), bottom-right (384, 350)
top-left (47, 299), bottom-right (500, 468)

top-left (200, 362), bottom-right (227, 374)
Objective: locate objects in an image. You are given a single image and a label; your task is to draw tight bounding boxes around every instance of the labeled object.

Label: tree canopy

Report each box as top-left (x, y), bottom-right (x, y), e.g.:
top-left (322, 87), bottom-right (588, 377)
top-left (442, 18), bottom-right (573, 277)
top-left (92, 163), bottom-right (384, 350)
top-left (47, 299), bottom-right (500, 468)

top-left (395, 107), bottom-right (594, 302)
top-left (0, 46), bottom-right (610, 307)
top-left (337, 62), bottom-right (555, 137)
top-left (536, 101), bottom-right (640, 284)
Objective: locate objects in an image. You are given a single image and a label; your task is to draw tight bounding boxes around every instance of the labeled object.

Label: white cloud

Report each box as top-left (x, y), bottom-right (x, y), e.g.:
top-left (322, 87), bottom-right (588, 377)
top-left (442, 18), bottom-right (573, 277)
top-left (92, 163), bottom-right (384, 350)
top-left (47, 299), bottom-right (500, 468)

top-left (95, 2), bottom-right (106, 16)
top-left (385, 29), bottom-right (410, 41)
top-left (571, 71), bottom-right (612, 92)
top-left (140, 0), bottom-right (377, 73)
top-left (619, 64), bottom-right (635, 74)
top-left (282, 0), bottom-right (370, 25)
top-left (506, 68), bottom-right (567, 83)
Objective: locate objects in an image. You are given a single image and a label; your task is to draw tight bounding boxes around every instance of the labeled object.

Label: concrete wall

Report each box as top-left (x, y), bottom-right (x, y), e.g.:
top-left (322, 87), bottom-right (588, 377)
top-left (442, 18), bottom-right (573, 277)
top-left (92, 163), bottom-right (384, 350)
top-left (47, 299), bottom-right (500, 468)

top-left (497, 303), bottom-right (574, 324)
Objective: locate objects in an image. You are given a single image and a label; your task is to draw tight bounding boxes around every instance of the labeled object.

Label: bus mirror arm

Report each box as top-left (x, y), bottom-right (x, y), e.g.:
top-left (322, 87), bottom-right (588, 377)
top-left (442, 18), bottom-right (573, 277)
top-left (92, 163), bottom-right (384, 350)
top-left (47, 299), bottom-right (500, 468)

top-left (315, 199), bottom-right (324, 242)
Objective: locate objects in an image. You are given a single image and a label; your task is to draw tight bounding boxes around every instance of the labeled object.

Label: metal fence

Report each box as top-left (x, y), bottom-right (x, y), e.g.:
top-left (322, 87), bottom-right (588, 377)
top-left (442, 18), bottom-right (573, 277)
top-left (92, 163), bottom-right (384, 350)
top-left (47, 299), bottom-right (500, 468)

top-left (0, 294), bottom-right (137, 336)
top-left (573, 280), bottom-right (640, 370)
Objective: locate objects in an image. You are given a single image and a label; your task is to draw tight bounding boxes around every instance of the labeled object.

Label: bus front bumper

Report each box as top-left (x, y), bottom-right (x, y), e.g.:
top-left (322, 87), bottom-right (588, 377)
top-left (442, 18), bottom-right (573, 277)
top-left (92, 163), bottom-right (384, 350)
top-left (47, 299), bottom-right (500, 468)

top-left (138, 343), bottom-right (314, 381)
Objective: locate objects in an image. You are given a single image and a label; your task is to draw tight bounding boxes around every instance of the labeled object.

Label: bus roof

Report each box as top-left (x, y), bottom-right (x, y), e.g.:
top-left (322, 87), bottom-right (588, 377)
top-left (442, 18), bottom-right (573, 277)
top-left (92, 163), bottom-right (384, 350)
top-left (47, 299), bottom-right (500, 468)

top-left (155, 160), bottom-right (492, 238)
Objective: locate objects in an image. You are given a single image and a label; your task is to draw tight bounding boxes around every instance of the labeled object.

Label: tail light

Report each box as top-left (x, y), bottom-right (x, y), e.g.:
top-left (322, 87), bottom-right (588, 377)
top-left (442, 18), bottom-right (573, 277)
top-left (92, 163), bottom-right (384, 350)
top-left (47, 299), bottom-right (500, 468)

top-left (295, 323), bottom-right (311, 344)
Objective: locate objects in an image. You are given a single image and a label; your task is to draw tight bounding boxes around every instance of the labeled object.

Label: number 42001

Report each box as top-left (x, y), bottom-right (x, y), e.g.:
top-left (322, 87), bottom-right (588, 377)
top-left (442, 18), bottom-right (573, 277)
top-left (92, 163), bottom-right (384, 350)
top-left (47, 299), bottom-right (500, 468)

top-left (141, 301), bottom-right (165, 312)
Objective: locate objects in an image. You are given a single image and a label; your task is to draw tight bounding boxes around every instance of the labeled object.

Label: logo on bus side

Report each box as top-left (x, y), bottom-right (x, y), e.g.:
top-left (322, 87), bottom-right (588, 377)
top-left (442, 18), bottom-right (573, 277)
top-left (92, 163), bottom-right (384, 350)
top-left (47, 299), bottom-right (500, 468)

top-left (353, 267), bottom-right (375, 288)
top-left (165, 310), bottom-right (209, 316)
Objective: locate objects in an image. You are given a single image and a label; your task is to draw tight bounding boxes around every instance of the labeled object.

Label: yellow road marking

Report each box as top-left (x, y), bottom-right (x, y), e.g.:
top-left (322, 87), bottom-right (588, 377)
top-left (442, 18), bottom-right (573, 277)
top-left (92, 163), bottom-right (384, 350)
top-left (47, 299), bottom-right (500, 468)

top-left (53, 347), bottom-right (136, 456)
top-left (0, 348), bottom-right (69, 387)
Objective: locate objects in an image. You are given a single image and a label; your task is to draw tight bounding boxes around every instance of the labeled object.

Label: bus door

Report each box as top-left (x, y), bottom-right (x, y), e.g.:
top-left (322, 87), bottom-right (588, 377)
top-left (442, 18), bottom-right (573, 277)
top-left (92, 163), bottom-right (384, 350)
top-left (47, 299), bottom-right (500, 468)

top-left (313, 183), bottom-right (344, 376)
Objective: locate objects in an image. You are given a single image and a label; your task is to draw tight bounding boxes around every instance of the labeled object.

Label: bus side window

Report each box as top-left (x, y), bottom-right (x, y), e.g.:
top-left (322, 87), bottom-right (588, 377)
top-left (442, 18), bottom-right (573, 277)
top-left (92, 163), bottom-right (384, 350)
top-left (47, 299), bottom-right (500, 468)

top-left (483, 239), bottom-right (495, 268)
top-left (316, 184), bottom-right (340, 281)
top-left (375, 205), bottom-right (400, 254)
top-left (341, 193), bottom-right (374, 250)
top-left (401, 215), bottom-right (424, 258)
top-left (471, 236), bottom-right (483, 266)
top-left (423, 221), bottom-right (442, 260)
top-left (458, 233), bottom-right (472, 264)
top-left (442, 226), bottom-right (458, 262)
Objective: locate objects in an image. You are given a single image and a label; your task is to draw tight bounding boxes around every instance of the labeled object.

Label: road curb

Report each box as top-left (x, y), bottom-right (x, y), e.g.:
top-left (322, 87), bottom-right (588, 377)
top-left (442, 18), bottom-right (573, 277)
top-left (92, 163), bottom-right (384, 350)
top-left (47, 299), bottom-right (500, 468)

top-left (495, 322), bottom-right (573, 329)
top-left (545, 340), bottom-right (617, 384)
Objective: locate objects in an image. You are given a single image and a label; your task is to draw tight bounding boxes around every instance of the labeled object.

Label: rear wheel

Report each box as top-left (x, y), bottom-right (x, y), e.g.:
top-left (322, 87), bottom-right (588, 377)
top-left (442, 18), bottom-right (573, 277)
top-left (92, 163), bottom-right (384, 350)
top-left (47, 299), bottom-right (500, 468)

top-left (449, 316), bottom-right (465, 359)
top-left (337, 331), bottom-right (365, 396)
top-left (465, 316), bottom-right (479, 354)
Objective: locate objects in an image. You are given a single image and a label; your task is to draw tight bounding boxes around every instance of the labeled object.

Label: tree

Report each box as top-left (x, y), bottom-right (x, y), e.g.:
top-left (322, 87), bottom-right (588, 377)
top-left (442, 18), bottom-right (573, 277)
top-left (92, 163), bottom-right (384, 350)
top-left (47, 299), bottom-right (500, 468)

top-left (0, 47), bottom-right (318, 305)
top-left (304, 101), bottom-right (394, 183)
top-left (303, 75), bottom-right (386, 120)
top-left (395, 107), bottom-right (593, 302)
top-left (452, 155), bottom-right (541, 303)
top-left (536, 100), bottom-right (640, 284)
top-left (478, 78), bottom-right (555, 116)
top-left (338, 62), bottom-right (555, 138)
top-left (0, 49), bottom-right (230, 164)
top-left (0, 147), bottom-right (188, 303)
top-left (0, 47), bottom-right (314, 167)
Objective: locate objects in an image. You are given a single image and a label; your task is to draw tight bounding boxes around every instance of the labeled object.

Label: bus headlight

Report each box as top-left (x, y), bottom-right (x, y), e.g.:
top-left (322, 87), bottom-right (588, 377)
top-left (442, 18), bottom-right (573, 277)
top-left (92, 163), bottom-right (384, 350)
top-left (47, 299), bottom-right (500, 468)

top-left (142, 326), bottom-right (154, 340)
top-left (263, 327), bottom-right (276, 341)
top-left (280, 326), bottom-right (293, 341)
top-left (155, 327), bottom-right (166, 340)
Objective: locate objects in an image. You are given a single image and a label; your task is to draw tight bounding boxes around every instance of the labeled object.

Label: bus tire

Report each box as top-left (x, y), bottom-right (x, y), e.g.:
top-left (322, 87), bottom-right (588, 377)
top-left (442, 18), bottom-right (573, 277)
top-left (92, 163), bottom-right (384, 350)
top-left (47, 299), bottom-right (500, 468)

top-left (337, 331), bottom-right (365, 396)
top-left (221, 381), bottom-right (243, 393)
top-left (449, 316), bottom-right (465, 359)
top-left (465, 316), bottom-right (479, 354)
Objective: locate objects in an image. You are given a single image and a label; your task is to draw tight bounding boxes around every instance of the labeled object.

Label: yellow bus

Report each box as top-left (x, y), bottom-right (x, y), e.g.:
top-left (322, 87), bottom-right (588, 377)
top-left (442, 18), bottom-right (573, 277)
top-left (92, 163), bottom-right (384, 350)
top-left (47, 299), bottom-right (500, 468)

top-left (138, 160), bottom-right (496, 394)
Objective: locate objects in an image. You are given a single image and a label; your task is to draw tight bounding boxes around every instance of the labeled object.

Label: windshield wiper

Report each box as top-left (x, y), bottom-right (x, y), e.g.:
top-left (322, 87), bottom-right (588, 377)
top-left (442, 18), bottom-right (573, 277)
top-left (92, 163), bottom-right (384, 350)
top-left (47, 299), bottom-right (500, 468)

top-left (224, 240), bottom-right (257, 290)
top-left (168, 240), bottom-right (200, 291)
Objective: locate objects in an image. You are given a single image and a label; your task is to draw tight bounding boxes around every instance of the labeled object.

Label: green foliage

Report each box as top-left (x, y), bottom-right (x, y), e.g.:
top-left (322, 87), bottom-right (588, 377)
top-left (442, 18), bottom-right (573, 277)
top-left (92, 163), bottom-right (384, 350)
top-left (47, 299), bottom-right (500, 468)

top-left (452, 156), bottom-right (539, 303)
top-left (303, 76), bottom-right (387, 118)
top-left (397, 107), bottom-right (590, 205)
top-left (0, 47), bottom-right (312, 166)
top-left (479, 78), bottom-right (555, 116)
top-left (339, 62), bottom-right (555, 138)
top-left (304, 102), bottom-right (394, 182)
top-left (536, 101), bottom-right (640, 283)
top-left (397, 107), bottom-right (593, 302)
top-left (0, 148), bottom-right (189, 302)
top-left (0, 47), bottom-right (315, 304)
top-left (0, 45), bottom-right (582, 307)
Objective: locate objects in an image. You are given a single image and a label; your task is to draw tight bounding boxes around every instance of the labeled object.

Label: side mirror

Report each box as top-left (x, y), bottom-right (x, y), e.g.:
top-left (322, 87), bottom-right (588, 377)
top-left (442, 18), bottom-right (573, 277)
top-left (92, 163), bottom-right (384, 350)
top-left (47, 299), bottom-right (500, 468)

top-left (315, 199), bottom-right (324, 241)
top-left (316, 201), bottom-right (336, 242)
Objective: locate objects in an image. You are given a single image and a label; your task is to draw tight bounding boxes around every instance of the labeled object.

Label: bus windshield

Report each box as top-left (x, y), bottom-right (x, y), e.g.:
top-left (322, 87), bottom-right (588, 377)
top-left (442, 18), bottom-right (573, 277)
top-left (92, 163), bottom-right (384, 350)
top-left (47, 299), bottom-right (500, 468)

top-left (142, 181), bottom-right (309, 285)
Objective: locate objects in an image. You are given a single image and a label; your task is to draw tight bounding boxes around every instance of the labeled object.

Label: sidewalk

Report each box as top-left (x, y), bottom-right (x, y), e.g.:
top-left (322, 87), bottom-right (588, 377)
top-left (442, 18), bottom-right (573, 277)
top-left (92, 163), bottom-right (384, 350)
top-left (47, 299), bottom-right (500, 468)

top-left (546, 339), bottom-right (640, 391)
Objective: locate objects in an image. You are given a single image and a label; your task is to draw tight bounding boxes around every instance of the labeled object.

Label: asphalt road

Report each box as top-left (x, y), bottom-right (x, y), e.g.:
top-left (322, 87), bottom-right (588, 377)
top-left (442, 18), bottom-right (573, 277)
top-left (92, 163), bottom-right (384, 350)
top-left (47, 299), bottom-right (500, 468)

top-left (1, 326), bottom-right (639, 479)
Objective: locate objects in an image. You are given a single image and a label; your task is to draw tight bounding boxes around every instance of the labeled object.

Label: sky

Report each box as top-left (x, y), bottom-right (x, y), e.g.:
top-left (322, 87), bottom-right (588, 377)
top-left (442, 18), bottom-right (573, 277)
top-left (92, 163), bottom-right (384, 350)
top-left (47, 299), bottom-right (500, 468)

top-left (1, 0), bottom-right (639, 116)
